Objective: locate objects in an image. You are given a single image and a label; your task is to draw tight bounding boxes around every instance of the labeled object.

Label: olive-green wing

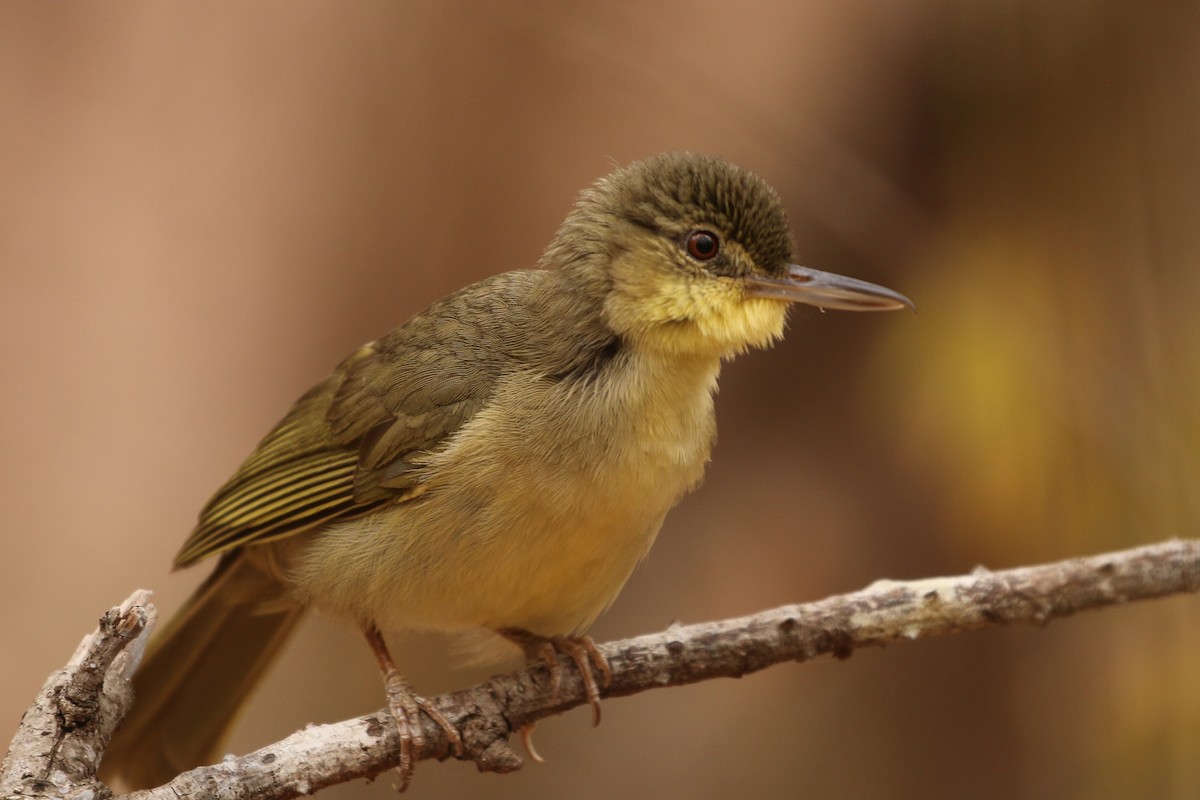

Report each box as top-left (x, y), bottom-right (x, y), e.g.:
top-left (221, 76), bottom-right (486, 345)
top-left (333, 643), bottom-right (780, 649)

top-left (173, 332), bottom-right (495, 568)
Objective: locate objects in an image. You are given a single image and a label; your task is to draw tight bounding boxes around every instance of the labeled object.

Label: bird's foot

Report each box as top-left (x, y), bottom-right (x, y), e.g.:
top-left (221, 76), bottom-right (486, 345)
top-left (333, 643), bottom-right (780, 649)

top-left (552, 635), bottom-right (612, 725)
top-left (501, 630), bottom-right (613, 726)
top-left (365, 624), bottom-right (464, 791)
top-left (380, 670), bottom-right (463, 790)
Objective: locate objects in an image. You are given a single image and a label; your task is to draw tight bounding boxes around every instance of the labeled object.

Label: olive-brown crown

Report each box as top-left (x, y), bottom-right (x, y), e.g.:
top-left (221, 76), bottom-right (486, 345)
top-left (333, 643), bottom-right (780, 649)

top-left (543, 153), bottom-right (796, 280)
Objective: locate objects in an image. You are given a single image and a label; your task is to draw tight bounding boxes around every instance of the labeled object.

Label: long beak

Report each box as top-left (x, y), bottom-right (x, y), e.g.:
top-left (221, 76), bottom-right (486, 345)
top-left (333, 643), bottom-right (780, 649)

top-left (745, 265), bottom-right (914, 312)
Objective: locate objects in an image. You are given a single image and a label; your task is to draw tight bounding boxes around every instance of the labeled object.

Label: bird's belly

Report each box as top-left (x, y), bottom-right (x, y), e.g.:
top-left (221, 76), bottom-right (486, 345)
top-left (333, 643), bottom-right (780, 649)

top-left (290, 454), bottom-right (690, 637)
top-left (286, 363), bottom-right (718, 638)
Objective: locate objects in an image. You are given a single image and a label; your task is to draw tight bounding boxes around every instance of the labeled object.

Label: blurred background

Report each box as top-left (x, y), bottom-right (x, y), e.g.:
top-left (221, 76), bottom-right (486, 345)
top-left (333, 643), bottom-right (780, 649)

top-left (2, 2), bottom-right (1198, 798)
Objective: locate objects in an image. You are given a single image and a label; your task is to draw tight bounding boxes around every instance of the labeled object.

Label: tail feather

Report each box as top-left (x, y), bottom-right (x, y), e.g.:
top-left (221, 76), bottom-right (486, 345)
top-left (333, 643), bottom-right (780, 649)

top-left (101, 553), bottom-right (304, 790)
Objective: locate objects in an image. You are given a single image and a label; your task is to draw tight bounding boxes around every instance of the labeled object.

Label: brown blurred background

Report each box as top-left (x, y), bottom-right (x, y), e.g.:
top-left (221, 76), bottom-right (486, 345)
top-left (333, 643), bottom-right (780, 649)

top-left (2, 2), bottom-right (1198, 798)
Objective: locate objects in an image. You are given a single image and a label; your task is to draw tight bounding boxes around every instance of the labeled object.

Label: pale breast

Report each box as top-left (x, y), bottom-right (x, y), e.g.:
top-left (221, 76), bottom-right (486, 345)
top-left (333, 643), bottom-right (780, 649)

top-left (287, 349), bottom-right (722, 637)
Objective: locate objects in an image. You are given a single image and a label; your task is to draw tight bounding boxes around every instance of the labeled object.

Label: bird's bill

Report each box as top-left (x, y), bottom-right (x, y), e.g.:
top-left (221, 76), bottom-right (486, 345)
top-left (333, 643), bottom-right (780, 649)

top-left (745, 265), bottom-right (914, 312)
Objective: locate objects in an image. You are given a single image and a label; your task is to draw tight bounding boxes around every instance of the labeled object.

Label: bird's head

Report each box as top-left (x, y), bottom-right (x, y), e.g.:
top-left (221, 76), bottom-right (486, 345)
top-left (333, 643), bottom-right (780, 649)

top-left (544, 153), bottom-right (912, 359)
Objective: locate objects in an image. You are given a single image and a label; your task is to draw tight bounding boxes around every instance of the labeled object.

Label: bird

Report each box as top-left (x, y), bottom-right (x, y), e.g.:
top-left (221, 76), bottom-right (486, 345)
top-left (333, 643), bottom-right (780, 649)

top-left (101, 152), bottom-right (912, 790)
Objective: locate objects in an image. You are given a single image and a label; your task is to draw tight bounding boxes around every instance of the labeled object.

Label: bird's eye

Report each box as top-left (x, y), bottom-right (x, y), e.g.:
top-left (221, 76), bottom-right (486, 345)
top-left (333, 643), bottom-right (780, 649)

top-left (685, 230), bottom-right (720, 261)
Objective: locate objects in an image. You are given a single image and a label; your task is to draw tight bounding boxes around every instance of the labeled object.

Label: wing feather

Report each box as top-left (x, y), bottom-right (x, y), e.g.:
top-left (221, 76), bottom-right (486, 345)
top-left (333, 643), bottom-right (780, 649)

top-left (171, 269), bottom-right (607, 569)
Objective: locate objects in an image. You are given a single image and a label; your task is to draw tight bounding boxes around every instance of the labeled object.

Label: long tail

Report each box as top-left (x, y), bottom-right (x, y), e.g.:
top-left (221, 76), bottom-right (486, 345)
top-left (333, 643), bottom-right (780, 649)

top-left (101, 553), bottom-right (305, 790)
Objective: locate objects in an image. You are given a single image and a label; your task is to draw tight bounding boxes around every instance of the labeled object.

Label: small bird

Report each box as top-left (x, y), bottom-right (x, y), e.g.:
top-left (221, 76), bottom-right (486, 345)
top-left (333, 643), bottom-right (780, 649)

top-left (101, 153), bottom-right (911, 790)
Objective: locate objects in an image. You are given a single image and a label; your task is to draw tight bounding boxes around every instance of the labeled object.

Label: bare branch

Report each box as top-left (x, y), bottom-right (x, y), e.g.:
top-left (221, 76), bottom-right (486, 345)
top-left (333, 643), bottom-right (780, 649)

top-left (2, 590), bottom-right (154, 800)
top-left (6, 540), bottom-right (1199, 800)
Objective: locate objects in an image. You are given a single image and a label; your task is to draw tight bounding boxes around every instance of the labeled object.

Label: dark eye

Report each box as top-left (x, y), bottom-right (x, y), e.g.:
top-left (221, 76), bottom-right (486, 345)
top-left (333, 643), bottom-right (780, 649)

top-left (686, 230), bottom-right (720, 261)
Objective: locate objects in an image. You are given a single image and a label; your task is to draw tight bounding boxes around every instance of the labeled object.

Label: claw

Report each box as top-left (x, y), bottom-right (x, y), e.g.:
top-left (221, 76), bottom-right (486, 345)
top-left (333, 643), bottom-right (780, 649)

top-left (519, 722), bottom-right (545, 763)
top-left (555, 636), bottom-right (607, 726)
